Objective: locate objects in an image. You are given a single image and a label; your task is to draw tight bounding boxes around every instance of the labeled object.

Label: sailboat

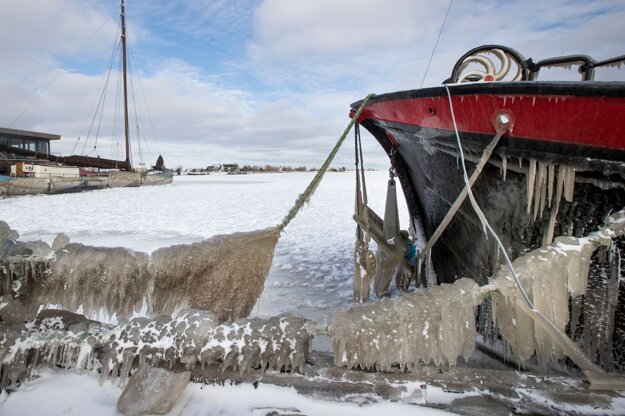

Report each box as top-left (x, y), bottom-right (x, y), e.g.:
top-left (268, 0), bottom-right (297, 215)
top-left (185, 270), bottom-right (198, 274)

top-left (0, 0), bottom-right (173, 197)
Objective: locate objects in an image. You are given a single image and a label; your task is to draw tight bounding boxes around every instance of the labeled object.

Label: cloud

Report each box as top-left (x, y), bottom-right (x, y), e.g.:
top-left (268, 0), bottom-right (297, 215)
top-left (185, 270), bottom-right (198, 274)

top-left (0, 0), bottom-right (116, 77)
top-left (2, 0), bottom-right (624, 171)
top-left (249, 0), bottom-right (446, 58)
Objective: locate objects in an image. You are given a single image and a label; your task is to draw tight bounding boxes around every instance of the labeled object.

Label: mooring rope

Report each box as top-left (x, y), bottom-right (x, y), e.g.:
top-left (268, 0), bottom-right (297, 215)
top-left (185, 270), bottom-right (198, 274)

top-left (419, 125), bottom-right (505, 262)
top-left (277, 93), bottom-right (375, 232)
top-left (278, 94), bottom-right (375, 232)
top-left (442, 84), bottom-right (534, 308)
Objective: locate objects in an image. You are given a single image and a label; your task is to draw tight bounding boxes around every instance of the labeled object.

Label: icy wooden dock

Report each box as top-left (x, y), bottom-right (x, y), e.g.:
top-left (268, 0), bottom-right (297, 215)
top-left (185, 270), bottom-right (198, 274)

top-left (191, 350), bottom-right (625, 415)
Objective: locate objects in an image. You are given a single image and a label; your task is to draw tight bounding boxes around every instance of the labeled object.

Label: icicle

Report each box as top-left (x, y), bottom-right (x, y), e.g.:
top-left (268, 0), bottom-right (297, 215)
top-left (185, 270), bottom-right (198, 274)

top-left (547, 163), bottom-right (555, 208)
top-left (533, 161), bottom-right (547, 221)
top-left (543, 164), bottom-right (566, 246)
top-left (527, 159), bottom-right (537, 214)
top-left (501, 155), bottom-right (508, 181)
top-left (563, 165), bottom-right (576, 202)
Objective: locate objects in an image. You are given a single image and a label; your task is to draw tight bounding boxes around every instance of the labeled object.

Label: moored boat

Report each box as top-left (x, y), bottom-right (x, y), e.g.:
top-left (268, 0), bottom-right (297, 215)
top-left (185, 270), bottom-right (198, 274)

top-left (353, 45), bottom-right (625, 372)
top-left (0, 0), bottom-right (172, 197)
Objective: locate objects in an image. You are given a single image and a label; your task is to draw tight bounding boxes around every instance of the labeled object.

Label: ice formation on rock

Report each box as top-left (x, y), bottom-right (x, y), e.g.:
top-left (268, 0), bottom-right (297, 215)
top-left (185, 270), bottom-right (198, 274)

top-left (0, 309), bottom-right (312, 390)
top-left (47, 243), bottom-right (151, 317)
top-left (0, 222), bottom-right (279, 323)
top-left (51, 233), bottom-right (70, 251)
top-left (0, 221), bottom-right (19, 245)
top-left (491, 209), bottom-right (625, 368)
top-left (150, 228), bottom-right (280, 321)
top-left (330, 278), bottom-right (481, 371)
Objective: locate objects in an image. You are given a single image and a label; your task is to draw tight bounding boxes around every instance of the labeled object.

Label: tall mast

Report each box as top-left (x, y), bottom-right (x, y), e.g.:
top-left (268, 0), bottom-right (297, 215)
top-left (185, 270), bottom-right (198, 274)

top-left (120, 0), bottom-right (131, 170)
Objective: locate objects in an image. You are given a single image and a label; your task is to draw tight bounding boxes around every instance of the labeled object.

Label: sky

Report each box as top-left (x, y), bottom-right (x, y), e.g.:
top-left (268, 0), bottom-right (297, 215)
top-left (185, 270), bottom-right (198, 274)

top-left (1, 0), bottom-right (624, 170)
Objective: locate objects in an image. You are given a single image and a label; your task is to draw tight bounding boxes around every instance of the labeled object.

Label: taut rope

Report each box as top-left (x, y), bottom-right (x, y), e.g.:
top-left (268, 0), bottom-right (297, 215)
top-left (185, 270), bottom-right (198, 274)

top-left (277, 94), bottom-right (375, 232)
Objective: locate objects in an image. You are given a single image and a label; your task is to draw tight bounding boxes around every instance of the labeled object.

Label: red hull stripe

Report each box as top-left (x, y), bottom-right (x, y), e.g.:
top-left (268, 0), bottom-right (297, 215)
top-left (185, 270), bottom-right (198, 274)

top-left (356, 94), bottom-right (625, 151)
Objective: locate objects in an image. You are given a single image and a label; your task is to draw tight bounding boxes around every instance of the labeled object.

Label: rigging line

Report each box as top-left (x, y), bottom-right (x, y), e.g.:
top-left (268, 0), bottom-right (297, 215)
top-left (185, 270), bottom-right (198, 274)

top-left (126, 44), bottom-right (143, 165)
top-left (357, 125), bottom-right (368, 206)
top-left (76, 21), bottom-right (122, 155)
top-left (354, 123), bottom-right (362, 207)
top-left (110, 54), bottom-right (122, 162)
top-left (8, 15), bottom-right (114, 128)
top-left (92, 46), bottom-right (121, 155)
top-left (82, 64), bottom-right (111, 155)
top-left (419, 0), bottom-right (453, 88)
top-left (129, 66), bottom-right (145, 166)
top-left (125, 57), bottom-right (141, 165)
top-left (82, 39), bottom-right (122, 156)
top-left (70, 137), bottom-right (81, 156)
top-left (128, 41), bottom-right (162, 157)
top-left (278, 94), bottom-right (375, 232)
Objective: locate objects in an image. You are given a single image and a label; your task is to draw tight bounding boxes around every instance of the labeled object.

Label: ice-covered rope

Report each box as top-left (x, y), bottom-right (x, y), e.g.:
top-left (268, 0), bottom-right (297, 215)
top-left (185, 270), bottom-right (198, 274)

top-left (277, 93), bottom-right (375, 232)
top-left (418, 123), bottom-right (506, 264)
top-left (443, 84), bottom-right (534, 308)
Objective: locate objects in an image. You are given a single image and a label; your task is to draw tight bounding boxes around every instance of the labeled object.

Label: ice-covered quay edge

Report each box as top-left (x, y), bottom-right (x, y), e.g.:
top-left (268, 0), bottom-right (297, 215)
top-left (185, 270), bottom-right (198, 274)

top-left (3, 44), bottom-right (625, 415)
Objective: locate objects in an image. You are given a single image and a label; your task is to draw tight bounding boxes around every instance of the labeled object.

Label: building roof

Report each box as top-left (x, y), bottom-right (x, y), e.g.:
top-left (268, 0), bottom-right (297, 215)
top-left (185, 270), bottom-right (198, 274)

top-left (0, 127), bottom-right (61, 141)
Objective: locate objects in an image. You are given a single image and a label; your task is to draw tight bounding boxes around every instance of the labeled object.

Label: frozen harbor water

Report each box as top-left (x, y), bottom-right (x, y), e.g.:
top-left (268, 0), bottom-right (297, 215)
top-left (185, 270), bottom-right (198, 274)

top-left (1, 172), bottom-right (408, 324)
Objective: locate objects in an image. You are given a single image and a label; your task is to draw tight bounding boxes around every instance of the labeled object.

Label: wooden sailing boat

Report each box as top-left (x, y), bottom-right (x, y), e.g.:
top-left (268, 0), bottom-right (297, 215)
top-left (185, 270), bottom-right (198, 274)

top-left (0, 0), bottom-right (173, 196)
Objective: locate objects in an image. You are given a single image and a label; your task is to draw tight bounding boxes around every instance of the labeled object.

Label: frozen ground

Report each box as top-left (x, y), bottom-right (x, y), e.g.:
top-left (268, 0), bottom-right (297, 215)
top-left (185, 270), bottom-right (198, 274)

top-left (0, 369), bottom-right (453, 416)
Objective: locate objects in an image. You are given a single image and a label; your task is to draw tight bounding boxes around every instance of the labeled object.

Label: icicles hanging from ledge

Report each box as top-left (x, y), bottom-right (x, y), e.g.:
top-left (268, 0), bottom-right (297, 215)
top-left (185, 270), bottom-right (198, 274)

top-left (0, 224), bottom-right (279, 323)
top-left (519, 159), bottom-right (578, 245)
top-left (330, 278), bottom-right (482, 371)
top-left (0, 309), bottom-right (313, 390)
top-left (491, 209), bottom-right (625, 369)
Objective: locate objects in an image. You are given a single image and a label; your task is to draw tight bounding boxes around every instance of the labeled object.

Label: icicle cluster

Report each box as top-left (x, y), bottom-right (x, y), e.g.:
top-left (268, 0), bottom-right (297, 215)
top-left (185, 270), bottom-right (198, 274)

top-left (492, 209), bottom-right (625, 368)
top-left (1, 257), bottom-right (50, 300)
top-left (0, 309), bottom-right (312, 390)
top-left (1, 221), bottom-right (279, 323)
top-left (1, 222), bottom-right (53, 323)
top-left (48, 243), bottom-right (151, 317)
top-left (330, 278), bottom-right (481, 371)
top-left (0, 309), bottom-right (102, 389)
top-left (523, 160), bottom-right (575, 245)
top-left (150, 228), bottom-right (279, 321)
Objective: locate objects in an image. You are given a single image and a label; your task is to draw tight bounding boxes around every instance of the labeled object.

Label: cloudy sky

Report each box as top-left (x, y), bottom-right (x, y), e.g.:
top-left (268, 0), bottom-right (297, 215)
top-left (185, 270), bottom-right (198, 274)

top-left (1, 0), bottom-right (624, 169)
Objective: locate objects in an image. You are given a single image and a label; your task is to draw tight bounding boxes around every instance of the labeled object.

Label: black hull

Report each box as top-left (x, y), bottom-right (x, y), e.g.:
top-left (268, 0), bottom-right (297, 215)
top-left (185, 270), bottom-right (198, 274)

top-left (361, 118), bottom-right (625, 372)
top-left (363, 119), bottom-right (625, 284)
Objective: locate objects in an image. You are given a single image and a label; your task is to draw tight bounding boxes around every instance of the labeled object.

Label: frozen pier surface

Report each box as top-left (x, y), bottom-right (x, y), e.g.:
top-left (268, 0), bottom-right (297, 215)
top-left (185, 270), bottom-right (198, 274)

top-left (191, 350), bottom-right (625, 416)
top-left (2, 310), bottom-right (624, 416)
top-left (0, 309), bottom-right (312, 390)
